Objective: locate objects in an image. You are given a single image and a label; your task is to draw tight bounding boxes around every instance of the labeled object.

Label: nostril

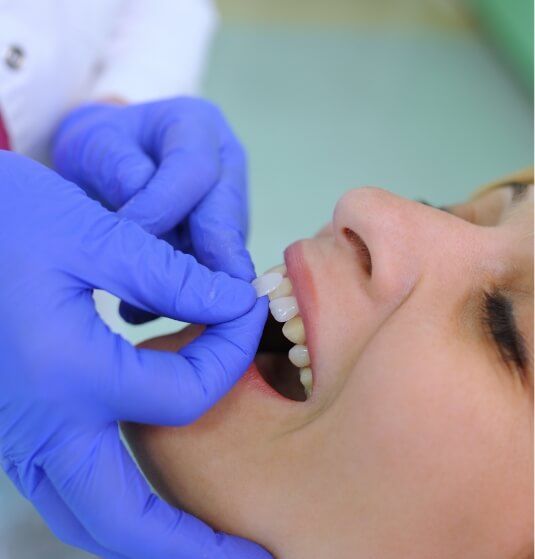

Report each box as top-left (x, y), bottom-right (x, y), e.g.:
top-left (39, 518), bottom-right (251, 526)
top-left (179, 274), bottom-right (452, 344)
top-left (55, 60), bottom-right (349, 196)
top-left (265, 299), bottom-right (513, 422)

top-left (343, 227), bottom-right (372, 276)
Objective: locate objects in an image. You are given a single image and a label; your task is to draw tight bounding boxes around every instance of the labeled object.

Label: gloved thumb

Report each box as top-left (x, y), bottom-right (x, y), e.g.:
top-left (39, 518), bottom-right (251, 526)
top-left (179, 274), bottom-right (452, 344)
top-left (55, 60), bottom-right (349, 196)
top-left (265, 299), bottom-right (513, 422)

top-left (68, 204), bottom-right (257, 325)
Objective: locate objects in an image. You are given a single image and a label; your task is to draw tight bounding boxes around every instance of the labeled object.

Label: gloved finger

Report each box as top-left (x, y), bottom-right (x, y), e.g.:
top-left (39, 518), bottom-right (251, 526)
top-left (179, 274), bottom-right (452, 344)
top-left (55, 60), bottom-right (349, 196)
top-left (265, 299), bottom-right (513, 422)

top-left (45, 425), bottom-right (273, 559)
top-left (70, 210), bottom-right (257, 325)
top-left (117, 113), bottom-right (221, 236)
top-left (29, 473), bottom-right (128, 559)
top-left (2, 458), bottom-right (25, 496)
top-left (53, 118), bottom-right (156, 209)
top-left (118, 223), bottom-right (194, 326)
top-left (161, 220), bottom-right (195, 256)
top-left (91, 133), bottom-right (156, 209)
top-left (189, 136), bottom-right (255, 281)
top-left (99, 297), bottom-right (268, 426)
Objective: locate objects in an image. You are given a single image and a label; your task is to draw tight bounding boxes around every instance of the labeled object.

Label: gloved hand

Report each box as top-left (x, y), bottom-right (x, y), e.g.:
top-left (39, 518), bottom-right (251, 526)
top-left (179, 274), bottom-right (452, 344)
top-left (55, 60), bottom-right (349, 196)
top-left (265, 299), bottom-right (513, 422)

top-left (0, 151), bottom-right (271, 559)
top-left (53, 97), bottom-right (252, 325)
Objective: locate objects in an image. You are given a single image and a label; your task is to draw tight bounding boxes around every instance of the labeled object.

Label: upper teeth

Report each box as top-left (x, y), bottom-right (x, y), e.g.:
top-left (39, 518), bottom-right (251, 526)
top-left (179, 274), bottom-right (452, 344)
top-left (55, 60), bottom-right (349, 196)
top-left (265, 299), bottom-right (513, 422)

top-left (268, 277), bottom-right (293, 300)
top-left (252, 272), bottom-right (284, 297)
top-left (282, 316), bottom-right (305, 344)
top-left (288, 344), bottom-right (310, 368)
top-left (269, 296), bottom-right (299, 322)
top-left (254, 264), bottom-right (313, 399)
top-left (299, 367), bottom-right (313, 399)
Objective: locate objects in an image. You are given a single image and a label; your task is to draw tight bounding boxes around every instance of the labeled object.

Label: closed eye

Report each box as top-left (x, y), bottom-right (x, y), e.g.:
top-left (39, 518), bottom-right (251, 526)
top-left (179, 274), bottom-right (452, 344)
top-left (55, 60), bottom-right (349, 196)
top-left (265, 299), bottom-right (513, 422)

top-left (418, 196), bottom-right (531, 385)
top-left (481, 290), bottom-right (529, 386)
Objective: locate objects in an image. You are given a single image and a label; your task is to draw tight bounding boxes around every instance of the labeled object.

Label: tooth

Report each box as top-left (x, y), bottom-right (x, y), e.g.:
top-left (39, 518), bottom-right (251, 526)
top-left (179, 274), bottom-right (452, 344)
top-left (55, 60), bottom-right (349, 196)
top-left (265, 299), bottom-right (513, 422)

top-left (265, 264), bottom-right (287, 276)
top-left (268, 277), bottom-right (292, 300)
top-left (269, 296), bottom-right (299, 322)
top-left (282, 316), bottom-right (305, 344)
top-left (299, 367), bottom-right (313, 399)
top-left (252, 272), bottom-right (283, 297)
top-left (288, 344), bottom-right (310, 368)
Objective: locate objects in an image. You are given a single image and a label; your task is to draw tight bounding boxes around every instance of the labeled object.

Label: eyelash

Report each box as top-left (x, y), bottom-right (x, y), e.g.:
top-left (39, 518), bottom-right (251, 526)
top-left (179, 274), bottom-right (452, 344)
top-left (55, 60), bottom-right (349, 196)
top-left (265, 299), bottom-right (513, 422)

top-left (481, 290), bottom-right (528, 384)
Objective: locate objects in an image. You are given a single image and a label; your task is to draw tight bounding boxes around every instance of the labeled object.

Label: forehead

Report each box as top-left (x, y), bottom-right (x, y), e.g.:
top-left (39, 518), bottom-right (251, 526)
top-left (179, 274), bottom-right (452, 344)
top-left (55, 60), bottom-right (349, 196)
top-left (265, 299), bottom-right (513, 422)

top-left (469, 179), bottom-right (533, 254)
top-left (464, 171), bottom-right (533, 259)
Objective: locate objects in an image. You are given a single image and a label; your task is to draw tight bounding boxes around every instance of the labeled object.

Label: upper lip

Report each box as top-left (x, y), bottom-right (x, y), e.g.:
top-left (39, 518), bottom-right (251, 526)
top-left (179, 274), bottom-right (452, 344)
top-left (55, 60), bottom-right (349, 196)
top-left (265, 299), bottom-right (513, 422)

top-left (284, 241), bottom-right (320, 395)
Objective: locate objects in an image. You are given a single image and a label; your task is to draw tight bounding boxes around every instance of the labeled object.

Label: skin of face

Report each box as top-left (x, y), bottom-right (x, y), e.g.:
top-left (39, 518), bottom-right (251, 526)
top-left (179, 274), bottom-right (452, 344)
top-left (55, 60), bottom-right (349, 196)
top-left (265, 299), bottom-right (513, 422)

top-left (123, 182), bottom-right (534, 559)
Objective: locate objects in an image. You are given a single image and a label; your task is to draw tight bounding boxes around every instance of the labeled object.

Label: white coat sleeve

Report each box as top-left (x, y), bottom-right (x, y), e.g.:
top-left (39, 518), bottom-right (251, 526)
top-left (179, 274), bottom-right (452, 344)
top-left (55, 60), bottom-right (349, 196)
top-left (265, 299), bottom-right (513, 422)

top-left (89, 0), bottom-right (218, 102)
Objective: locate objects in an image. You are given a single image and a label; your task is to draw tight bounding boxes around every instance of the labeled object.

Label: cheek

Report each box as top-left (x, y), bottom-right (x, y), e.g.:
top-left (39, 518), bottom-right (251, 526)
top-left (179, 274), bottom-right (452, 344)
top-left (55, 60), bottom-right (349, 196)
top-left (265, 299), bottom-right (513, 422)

top-left (333, 321), bottom-right (532, 552)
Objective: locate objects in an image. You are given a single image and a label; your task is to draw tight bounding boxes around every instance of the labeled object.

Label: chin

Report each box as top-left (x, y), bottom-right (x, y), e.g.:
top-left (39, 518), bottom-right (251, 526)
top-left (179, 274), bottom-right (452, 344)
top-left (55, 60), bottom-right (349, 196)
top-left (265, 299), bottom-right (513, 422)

top-left (122, 323), bottom-right (303, 551)
top-left (124, 379), bottom-right (263, 536)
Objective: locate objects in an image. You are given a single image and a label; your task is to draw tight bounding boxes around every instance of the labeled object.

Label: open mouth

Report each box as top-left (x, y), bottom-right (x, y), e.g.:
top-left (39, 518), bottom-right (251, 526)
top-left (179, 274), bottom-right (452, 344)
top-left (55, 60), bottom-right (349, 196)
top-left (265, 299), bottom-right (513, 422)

top-left (253, 265), bottom-right (313, 402)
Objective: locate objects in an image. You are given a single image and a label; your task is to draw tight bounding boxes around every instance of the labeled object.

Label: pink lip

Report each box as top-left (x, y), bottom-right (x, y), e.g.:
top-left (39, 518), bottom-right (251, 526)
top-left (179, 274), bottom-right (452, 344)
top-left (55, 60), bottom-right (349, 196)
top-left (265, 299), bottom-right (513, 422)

top-left (284, 240), bottom-right (320, 394)
top-left (238, 241), bottom-right (321, 405)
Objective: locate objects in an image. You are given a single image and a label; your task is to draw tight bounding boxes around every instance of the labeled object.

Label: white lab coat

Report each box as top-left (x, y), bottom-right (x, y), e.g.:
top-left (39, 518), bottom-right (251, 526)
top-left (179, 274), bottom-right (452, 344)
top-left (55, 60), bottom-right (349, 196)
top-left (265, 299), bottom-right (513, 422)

top-left (0, 0), bottom-right (217, 161)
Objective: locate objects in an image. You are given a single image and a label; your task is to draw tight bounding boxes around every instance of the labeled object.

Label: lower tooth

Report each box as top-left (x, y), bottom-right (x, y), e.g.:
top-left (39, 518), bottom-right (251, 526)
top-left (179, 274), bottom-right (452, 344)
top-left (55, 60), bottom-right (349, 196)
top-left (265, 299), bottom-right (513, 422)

top-left (288, 344), bottom-right (310, 368)
top-left (299, 367), bottom-right (313, 399)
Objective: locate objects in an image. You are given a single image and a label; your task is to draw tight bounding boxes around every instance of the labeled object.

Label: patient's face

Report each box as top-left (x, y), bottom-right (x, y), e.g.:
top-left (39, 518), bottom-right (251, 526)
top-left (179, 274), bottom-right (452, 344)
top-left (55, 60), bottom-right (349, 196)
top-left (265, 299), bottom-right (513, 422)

top-left (124, 181), bottom-right (533, 559)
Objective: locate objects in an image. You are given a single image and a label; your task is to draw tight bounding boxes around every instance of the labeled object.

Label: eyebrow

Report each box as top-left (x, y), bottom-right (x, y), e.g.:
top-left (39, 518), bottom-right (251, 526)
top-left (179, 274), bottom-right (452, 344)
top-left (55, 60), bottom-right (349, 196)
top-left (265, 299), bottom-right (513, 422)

top-left (417, 199), bottom-right (452, 213)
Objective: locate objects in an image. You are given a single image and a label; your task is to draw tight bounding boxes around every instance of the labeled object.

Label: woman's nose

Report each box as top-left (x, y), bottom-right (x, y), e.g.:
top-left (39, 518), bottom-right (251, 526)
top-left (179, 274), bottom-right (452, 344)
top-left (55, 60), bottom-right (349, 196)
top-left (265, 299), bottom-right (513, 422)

top-left (332, 186), bottom-right (468, 305)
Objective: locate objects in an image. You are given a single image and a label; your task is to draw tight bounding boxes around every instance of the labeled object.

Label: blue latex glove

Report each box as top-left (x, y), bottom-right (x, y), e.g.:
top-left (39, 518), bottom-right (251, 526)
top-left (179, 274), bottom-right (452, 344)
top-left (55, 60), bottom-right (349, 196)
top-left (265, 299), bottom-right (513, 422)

top-left (0, 151), bottom-right (271, 559)
top-left (53, 97), bottom-right (253, 325)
